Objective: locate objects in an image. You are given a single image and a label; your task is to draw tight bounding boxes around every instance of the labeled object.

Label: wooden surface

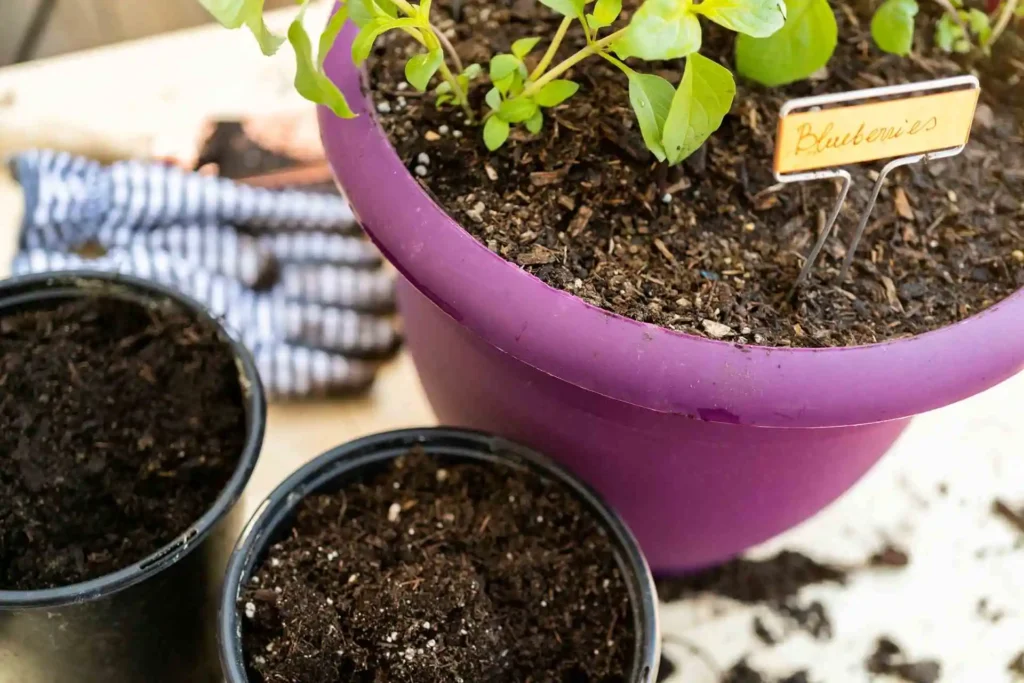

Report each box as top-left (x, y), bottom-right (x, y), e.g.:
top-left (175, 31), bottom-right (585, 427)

top-left (0, 7), bottom-right (1022, 682)
top-left (0, 0), bottom-right (293, 66)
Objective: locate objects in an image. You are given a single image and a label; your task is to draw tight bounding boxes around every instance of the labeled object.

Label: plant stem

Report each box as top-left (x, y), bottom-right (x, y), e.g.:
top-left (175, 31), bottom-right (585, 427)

top-left (933, 0), bottom-right (969, 34)
top-left (519, 27), bottom-right (628, 99)
top-left (438, 60), bottom-right (474, 120)
top-left (431, 23), bottom-right (465, 73)
top-left (530, 16), bottom-right (574, 81)
top-left (597, 50), bottom-right (635, 77)
top-left (988, 0), bottom-right (1021, 47)
top-left (392, 0), bottom-right (419, 16)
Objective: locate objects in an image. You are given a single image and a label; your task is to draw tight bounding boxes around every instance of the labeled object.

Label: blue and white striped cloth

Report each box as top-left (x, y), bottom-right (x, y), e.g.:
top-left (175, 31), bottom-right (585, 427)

top-left (8, 150), bottom-right (400, 399)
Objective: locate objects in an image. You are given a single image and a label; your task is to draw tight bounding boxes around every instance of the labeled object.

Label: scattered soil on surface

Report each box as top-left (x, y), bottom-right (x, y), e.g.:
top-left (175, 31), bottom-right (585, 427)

top-left (656, 550), bottom-right (847, 603)
top-left (865, 637), bottom-right (942, 683)
top-left (1009, 651), bottom-right (1024, 676)
top-left (992, 498), bottom-right (1024, 535)
top-left (656, 653), bottom-right (677, 682)
top-left (241, 450), bottom-right (636, 683)
top-left (868, 542), bottom-right (911, 568)
top-left (371, 0), bottom-right (1023, 348)
top-left (722, 660), bottom-right (811, 683)
top-left (658, 550), bottom-right (845, 645)
top-left (0, 297), bottom-right (246, 590)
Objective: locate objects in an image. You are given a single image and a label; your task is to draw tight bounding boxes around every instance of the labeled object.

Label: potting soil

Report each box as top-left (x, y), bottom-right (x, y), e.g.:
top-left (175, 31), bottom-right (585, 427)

top-left (241, 450), bottom-right (636, 683)
top-left (0, 297), bottom-right (246, 590)
top-left (371, 0), bottom-right (1023, 348)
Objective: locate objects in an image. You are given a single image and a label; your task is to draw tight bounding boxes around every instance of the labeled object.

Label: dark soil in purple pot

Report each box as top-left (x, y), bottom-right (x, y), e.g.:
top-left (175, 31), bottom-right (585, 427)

top-left (370, 0), bottom-right (1023, 348)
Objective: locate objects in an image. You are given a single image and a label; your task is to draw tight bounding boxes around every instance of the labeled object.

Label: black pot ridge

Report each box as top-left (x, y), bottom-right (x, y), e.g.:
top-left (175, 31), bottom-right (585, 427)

top-left (219, 427), bottom-right (661, 683)
top-left (0, 271), bottom-right (266, 683)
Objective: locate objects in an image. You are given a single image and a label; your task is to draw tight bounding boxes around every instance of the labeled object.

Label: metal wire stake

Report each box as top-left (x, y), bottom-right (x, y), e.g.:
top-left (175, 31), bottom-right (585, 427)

top-left (839, 146), bottom-right (966, 280)
top-left (781, 169), bottom-right (853, 292)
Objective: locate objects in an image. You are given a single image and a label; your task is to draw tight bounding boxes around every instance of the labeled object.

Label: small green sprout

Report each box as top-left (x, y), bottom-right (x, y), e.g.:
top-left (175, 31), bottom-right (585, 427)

top-left (479, 0), bottom-right (787, 160)
top-left (872, 0), bottom-right (920, 56)
top-left (871, 0), bottom-right (1019, 57)
top-left (200, 0), bottom-right (794, 165)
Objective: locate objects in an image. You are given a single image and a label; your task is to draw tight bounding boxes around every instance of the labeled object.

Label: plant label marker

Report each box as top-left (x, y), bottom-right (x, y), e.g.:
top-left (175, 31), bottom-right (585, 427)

top-left (774, 75), bottom-right (981, 287)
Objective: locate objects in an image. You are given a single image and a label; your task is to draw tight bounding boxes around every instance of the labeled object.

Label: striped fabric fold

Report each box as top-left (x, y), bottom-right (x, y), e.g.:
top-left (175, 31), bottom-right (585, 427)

top-left (8, 150), bottom-right (399, 399)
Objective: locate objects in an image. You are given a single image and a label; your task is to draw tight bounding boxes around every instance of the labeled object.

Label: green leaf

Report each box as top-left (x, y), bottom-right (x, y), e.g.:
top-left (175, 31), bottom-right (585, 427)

top-left (535, 79), bottom-right (580, 107)
top-left (526, 110), bottom-right (545, 134)
top-left (615, 0), bottom-right (702, 61)
top-left (587, 0), bottom-right (623, 29)
top-left (539, 0), bottom-right (586, 18)
top-left (351, 18), bottom-right (418, 64)
top-left (287, 12), bottom-right (355, 118)
top-left (871, 0), bottom-right (919, 56)
top-left (694, 0), bottom-right (787, 38)
top-left (463, 63), bottom-right (483, 80)
top-left (436, 93), bottom-right (455, 107)
top-left (735, 0), bottom-right (837, 86)
top-left (513, 37), bottom-right (542, 59)
top-left (662, 53), bottom-right (735, 165)
top-left (349, 0), bottom-right (399, 27)
top-left (405, 49), bottom-right (444, 91)
top-left (500, 98), bottom-right (541, 123)
top-left (490, 54), bottom-right (521, 81)
top-left (319, 5), bottom-right (348, 69)
top-left (486, 87), bottom-right (503, 110)
top-left (198, 0), bottom-right (284, 55)
top-left (484, 116), bottom-right (511, 151)
top-left (966, 8), bottom-right (992, 44)
top-left (935, 13), bottom-right (970, 52)
top-left (627, 72), bottom-right (676, 161)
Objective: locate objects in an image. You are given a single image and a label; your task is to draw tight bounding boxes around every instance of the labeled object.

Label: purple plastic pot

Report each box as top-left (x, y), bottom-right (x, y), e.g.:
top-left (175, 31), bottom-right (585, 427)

top-left (319, 22), bottom-right (1024, 572)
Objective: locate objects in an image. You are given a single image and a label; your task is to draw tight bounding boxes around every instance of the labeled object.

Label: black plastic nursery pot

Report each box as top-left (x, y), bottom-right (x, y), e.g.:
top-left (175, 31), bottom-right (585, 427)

top-left (219, 427), bottom-right (661, 682)
top-left (0, 271), bottom-right (266, 683)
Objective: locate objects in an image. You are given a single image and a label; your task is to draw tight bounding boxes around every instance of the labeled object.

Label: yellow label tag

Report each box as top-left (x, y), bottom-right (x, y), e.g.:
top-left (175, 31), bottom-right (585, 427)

top-left (774, 88), bottom-right (980, 175)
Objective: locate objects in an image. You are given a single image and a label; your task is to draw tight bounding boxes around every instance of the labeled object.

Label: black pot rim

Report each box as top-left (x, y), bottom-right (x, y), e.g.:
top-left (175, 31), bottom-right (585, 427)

top-left (219, 427), bottom-right (661, 683)
top-left (0, 270), bottom-right (266, 608)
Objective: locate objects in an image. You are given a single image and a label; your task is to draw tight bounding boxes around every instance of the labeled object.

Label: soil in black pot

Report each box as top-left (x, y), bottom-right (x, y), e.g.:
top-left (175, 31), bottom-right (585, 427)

top-left (241, 450), bottom-right (636, 683)
top-left (371, 0), bottom-right (1024, 348)
top-left (0, 297), bottom-right (246, 590)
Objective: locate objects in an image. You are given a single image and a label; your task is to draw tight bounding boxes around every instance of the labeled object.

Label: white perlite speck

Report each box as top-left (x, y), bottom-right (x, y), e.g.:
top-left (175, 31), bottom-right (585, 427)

top-left (244, 602), bottom-right (256, 619)
top-left (701, 319), bottom-right (734, 339)
top-left (415, 165), bottom-right (429, 177)
top-left (422, 621), bottom-right (432, 629)
top-left (388, 502), bottom-right (402, 522)
top-left (377, 101), bottom-right (392, 114)
top-left (417, 152), bottom-right (430, 165)
top-left (397, 82), bottom-right (409, 91)
top-left (661, 193), bottom-right (673, 204)
top-left (436, 468), bottom-right (449, 482)
top-left (439, 125), bottom-right (450, 134)
top-left (452, 130), bottom-right (463, 138)
top-left (270, 558), bottom-right (281, 567)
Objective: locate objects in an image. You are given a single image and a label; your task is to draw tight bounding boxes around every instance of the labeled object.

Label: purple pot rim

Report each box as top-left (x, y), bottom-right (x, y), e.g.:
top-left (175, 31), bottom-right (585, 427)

top-left (320, 21), bottom-right (1024, 429)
